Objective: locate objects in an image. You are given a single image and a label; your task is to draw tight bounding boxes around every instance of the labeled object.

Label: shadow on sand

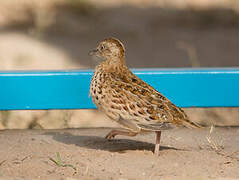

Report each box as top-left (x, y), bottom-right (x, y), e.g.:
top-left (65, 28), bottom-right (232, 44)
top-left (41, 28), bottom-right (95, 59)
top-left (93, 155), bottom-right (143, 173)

top-left (44, 130), bottom-right (183, 153)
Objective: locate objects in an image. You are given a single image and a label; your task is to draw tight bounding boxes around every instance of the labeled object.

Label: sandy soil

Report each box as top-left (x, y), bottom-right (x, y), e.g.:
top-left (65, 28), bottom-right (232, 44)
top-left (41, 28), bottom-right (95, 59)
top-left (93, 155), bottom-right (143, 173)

top-left (0, 127), bottom-right (238, 180)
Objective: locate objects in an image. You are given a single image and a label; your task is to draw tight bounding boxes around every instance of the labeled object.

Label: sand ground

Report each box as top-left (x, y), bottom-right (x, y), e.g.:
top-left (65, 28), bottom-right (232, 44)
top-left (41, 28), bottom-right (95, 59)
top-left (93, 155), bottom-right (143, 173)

top-left (0, 127), bottom-right (239, 180)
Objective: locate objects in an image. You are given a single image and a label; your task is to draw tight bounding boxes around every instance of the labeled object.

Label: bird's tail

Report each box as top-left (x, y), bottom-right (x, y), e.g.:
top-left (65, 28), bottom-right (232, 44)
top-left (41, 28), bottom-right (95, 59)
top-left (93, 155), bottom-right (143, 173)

top-left (181, 118), bottom-right (203, 129)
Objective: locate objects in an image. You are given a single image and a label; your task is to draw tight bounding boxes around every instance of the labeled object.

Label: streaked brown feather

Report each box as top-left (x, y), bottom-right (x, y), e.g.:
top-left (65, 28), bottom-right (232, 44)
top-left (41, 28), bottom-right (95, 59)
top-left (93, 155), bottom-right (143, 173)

top-left (89, 37), bottom-right (202, 133)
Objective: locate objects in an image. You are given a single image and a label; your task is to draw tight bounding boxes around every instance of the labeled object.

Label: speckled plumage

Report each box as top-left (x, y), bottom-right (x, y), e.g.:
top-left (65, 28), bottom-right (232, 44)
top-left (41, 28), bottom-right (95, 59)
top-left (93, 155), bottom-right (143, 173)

top-left (89, 37), bottom-right (201, 155)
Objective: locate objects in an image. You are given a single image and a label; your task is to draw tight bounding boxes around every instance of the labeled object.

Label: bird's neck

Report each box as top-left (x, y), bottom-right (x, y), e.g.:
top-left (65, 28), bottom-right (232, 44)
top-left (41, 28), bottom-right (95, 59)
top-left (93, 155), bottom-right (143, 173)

top-left (99, 57), bottom-right (127, 74)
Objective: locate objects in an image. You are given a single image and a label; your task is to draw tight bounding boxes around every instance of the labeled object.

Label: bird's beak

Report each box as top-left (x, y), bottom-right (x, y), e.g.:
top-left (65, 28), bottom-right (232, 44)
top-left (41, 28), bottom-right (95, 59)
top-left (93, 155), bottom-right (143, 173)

top-left (88, 49), bottom-right (98, 56)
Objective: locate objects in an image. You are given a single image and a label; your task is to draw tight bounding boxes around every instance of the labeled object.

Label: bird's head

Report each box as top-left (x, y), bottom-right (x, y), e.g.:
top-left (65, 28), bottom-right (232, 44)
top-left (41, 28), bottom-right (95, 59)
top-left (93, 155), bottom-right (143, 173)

top-left (89, 37), bottom-right (125, 62)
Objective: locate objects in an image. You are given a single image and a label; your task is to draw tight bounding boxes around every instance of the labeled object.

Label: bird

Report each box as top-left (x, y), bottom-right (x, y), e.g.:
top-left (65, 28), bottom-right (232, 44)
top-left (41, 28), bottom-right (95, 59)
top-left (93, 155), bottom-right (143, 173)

top-left (88, 37), bottom-right (202, 155)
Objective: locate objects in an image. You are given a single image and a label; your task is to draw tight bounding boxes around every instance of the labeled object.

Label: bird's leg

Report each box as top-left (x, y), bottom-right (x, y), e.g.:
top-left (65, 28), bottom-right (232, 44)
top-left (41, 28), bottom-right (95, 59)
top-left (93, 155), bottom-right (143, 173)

top-left (154, 131), bottom-right (161, 156)
top-left (105, 130), bottom-right (137, 140)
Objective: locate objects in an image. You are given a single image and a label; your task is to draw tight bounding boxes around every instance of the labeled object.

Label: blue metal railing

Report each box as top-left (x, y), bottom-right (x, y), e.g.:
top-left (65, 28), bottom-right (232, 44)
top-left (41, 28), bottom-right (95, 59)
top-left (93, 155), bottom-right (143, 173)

top-left (0, 68), bottom-right (238, 110)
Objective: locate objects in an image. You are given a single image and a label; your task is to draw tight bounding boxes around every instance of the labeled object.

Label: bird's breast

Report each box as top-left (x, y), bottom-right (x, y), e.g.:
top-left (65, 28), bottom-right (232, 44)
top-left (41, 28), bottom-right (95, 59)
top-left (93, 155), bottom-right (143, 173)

top-left (90, 69), bottom-right (109, 108)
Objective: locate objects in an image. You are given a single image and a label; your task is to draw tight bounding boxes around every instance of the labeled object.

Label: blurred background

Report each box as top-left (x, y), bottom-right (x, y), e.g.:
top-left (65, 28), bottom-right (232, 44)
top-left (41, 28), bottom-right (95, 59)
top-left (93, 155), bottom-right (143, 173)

top-left (0, 0), bottom-right (239, 130)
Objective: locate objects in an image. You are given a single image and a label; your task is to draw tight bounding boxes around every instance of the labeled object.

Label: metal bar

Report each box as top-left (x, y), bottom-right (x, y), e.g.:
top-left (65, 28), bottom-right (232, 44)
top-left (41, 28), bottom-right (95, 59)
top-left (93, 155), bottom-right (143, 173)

top-left (0, 68), bottom-right (238, 110)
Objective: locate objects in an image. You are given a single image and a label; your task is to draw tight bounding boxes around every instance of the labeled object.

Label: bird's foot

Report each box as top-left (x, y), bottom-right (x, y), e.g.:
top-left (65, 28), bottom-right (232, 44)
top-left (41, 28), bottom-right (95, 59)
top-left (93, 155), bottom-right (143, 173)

top-left (105, 130), bottom-right (137, 140)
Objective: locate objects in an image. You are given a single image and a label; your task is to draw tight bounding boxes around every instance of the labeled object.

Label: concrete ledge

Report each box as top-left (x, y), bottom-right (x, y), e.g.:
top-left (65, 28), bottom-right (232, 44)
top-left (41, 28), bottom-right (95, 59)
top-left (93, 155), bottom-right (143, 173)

top-left (1, 68), bottom-right (239, 110)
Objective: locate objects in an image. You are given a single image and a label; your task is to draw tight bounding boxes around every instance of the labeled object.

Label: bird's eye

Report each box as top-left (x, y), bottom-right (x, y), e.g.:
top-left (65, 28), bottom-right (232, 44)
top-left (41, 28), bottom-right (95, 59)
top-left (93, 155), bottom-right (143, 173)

top-left (100, 45), bottom-right (105, 50)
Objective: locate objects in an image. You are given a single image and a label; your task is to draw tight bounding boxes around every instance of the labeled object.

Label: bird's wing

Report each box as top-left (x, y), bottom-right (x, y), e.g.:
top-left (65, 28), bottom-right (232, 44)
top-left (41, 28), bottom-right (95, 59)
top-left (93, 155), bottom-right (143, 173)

top-left (104, 70), bottom-right (201, 130)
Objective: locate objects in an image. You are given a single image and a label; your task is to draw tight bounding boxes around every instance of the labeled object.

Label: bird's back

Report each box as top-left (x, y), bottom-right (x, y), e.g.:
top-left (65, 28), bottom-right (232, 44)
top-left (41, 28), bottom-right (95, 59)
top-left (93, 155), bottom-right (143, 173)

top-left (90, 63), bottom-right (201, 132)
